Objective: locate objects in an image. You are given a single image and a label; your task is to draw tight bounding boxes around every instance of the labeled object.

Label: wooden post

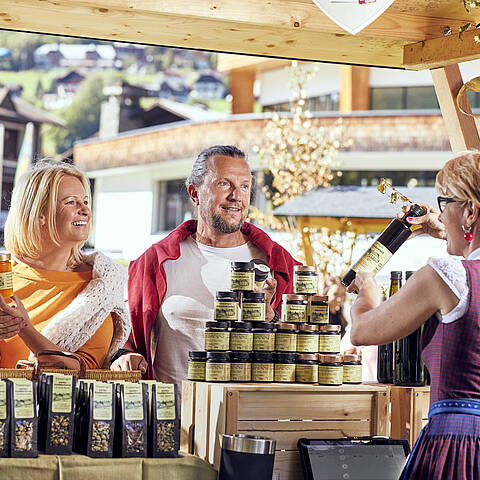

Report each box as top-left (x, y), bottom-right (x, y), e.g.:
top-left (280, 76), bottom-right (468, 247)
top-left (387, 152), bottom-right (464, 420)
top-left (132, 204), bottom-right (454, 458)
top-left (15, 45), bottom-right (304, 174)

top-left (340, 65), bottom-right (370, 113)
top-left (431, 64), bottom-right (480, 153)
top-left (229, 69), bottom-right (255, 114)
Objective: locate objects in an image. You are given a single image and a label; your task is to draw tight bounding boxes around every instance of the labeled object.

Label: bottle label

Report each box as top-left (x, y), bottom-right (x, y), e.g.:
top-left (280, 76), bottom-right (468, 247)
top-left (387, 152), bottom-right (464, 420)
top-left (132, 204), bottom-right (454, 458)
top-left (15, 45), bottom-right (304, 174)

top-left (310, 305), bottom-right (329, 324)
top-left (274, 364), bottom-right (295, 382)
top-left (318, 365), bottom-right (343, 385)
top-left (0, 272), bottom-right (12, 291)
top-left (230, 363), bottom-right (251, 382)
top-left (275, 333), bottom-right (297, 351)
top-left (343, 364), bottom-right (362, 384)
top-left (318, 334), bottom-right (341, 353)
top-left (352, 241), bottom-right (392, 275)
top-left (252, 363), bottom-right (274, 382)
top-left (282, 304), bottom-right (307, 323)
top-left (296, 334), bottom-right (319, 353)
top-left (0, 381), bottom-right (6, 420)
top-left (187, 361), bottom-right (206, 381)
top-left (205, 362), bottom-right (230, 382)
top-left (124, 383), bottom-right (144, 421)
top-left (214, 301), bottom-right (238, 321)
top-left (242, 302), bottom-right (265, 322)
top-left (155, 384), bottom-right (176, 420)
top-left (231, 272), bottom-right (254, 291)
top-left (294, 274), bottom-right (317, 294)
top-left (230, 332), bottom-right (253, 351)
top-left (52, 374), bottom-right (73, 413)
top-left (93, 383), bottom-right (113, 420)
top-left (253, 332), bottom-right (275, 351)
top-left (205, 331), bottom-right (230, 351)
top-left (295, 364), bottom-right (318, 383)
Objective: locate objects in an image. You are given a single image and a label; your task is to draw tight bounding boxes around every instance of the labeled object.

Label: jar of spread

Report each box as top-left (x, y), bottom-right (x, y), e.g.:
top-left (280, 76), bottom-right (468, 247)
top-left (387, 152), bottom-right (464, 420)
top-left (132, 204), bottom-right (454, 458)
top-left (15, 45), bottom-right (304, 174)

top-left (294, 265), bottom-right (318, 295)
top-left (230, 352), bottom-right (252, 382)
top-left (342, 354), bottom-right (362, 384)
top-left (241, 292), bottom-right (266, 322)
top-left (231, 261), bottom-right (255, 292)
top-left (318, 324), bottom-right (341, 354)
top-left (296, 324), bottom-right (319, 353)
top-left (253, 259), bottom-right (270, 289)
top-left (206, 351), bottom-right (231, 382)
top-left (308, 295), bottom-right (329, 324)
top-left (296, 353), bottom-right (319, 383)
top-left (273, 352), bottom-right (296, 383)
top-left (0, 252), bottom-right (13, 299)
top-left (281, 294), bottom-right (308, 324)
top-left (205, 321), bottom-right (230, 351)
top-left (253, 322), bottom-right (275, 352)
top-left (251, 352), bottom-right (274, 383)
top-left (187, 351), bottom-right (207, 381)
top-left (274, 323), bottom-right (297, 352)
top-left (318, 354), bottom-right (343, 386)
top-left (214, 291), bottom-right (239, 321)
top-left (230, 322), bottom-right (253, 351)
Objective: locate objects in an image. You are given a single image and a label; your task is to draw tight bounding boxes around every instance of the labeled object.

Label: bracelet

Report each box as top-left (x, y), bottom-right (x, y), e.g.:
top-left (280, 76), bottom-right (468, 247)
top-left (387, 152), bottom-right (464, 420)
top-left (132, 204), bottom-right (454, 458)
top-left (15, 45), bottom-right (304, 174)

top-left (110, 348), bottom-right (133, 364)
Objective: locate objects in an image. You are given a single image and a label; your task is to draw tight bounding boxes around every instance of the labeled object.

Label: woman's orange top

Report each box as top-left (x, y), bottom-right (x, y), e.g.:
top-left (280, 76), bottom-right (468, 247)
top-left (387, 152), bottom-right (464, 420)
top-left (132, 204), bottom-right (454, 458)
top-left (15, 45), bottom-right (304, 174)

top-left (0, 262), bottom-right (114, 369)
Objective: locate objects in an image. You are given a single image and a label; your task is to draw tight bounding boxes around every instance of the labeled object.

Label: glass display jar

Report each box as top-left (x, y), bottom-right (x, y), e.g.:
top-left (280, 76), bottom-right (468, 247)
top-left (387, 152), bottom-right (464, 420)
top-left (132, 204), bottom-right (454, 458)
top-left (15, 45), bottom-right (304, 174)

top-left (318, 354), bottom-right (343, 386)
top-left (273, 352), bottom-right (296, 383)
top-left (205, 351), bottom-right (231, 382)
top-left (229, 322), bottom-right (253, 352)
top-left (253, 322), bottom-right (275, 352)
top-left (294, 265), bottom-right (318, 295)
top-left (295, 353), bottom-right (319, 384)
top-left (318, 325), bottom-right (341, 354)
top-left (230, 352), bottom-right (252, 382)
top-left (308, 295), bottom-right (329, 324)
top-left (281, 294), bottom-right (308, 324)
top-left (241, 292), bottom-right (266, 322)
top-left (251, 352), bottom-right (274, 383)
top-left (231, 261), bottom-right (255, 292)
top-left (342, 354), bottom-right (362, 384)
top-left (296, 324), bottom-right (319, 353)
top-left (205, 321), bottom-right (230, 351)
top-left (187, 351), bottom-right (207, 381)
top-left (214, 291), bottom-right (239, 321)
top-left (274, 323), bottom-right (297, 352)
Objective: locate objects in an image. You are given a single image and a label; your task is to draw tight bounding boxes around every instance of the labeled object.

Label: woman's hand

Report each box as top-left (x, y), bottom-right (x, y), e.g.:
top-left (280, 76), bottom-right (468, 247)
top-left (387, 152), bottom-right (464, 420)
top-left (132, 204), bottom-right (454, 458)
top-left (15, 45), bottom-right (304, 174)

top-left (398, 203), bottom-right (446, 241)
top-left (0, 294), bottom-right (30, 340)
top-left (346, 271), bottom-right (383, 306)
top-left (110, 353), bottom-right (147, 374)
top-left (255, 277), bottom-right (277, 322)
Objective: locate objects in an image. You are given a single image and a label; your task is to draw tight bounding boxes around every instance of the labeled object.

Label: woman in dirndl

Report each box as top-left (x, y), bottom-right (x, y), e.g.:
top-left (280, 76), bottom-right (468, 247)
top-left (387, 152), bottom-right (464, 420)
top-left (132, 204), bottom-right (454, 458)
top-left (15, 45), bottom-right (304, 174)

top-left (347, 150), bottom-right (480, 479)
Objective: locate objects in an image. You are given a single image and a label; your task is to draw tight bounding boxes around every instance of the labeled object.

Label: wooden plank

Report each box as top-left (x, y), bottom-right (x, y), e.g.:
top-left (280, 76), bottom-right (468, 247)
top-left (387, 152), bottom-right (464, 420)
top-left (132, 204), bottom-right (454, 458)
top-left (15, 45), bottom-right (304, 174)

top-left (431, 64), bottom-right (480, 153)
top-left (208, 384), bottom-right (227, 469)
top-left (411, 390), bottom-right (426, 446)
top-left (273, 450), bottom-right (303, 480)
top-left (194, 382), bottom-right (210, 461)
top-left (230, 69), bottom-right (255, 114)
top-left (339, 66), bottom-right (370, 113)
top-left (372, 390), bottom-right (390, 436)
top-left (180, 381), bottom-right (195, 454)
top-left (390, 386), bottom-right (413, 442)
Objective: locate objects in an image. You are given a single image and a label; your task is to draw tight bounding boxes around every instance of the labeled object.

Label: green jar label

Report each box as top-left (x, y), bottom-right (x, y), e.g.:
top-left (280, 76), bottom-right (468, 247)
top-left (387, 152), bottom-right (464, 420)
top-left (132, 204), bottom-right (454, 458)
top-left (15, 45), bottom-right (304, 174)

top-left (230, 332), bottom-right (253, 351)
top-left (274, 364), bottom-right (295, 382)
top-left (205, 331), bottom-right (230, 351)
top-left (282, 304), bottom-right (307, 323)
top-left (318, 365), bottom-right (343, 385)
top-left (343, 364), bottom-right (362, 384)
top-left (205, 362), bottom-right (231, 382)
top-left (252, 363), bottom-right (274, 382)
top-left (242, 302), bottom-right (265, 322)
top-left (253, 332), bottom-right (275, 351)
top-left (187, 361), bottom-right (206, 381)
top-left (215, 301), bottom-right (238, 321)
top-left (294, 274), bottom-right (317, 294)
top-left (275, 332), bottom-right (297, 351)
top-left (310, 305), bottom-right (329, 324)
top-left (318, 334), bottom-right (341, 353)
top-left (295, 364), bottom-right (318, 383)
top-left (296, 334), bottom-right (319, 353)
top-left (231, 271), bottom-right (254, 291)
top-left (230, 363), bottom-right (251, 382)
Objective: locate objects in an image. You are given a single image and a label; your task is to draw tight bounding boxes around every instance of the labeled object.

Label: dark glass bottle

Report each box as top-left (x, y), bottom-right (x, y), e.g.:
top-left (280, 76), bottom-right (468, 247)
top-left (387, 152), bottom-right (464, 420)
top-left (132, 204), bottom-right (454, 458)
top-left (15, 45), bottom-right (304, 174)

top-left (377, 271), bottom-right (402, 383)
top-left (341, 204), bottom-right (425, 287)
top-left (393, 270), bottom-right (425, 386)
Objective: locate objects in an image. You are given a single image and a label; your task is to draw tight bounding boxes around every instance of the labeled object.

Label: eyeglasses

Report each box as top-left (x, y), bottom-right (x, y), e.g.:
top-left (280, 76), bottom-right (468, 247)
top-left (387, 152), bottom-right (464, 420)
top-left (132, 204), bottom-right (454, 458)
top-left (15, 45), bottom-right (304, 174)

top-left (437, 196), bottom-right (457, 213)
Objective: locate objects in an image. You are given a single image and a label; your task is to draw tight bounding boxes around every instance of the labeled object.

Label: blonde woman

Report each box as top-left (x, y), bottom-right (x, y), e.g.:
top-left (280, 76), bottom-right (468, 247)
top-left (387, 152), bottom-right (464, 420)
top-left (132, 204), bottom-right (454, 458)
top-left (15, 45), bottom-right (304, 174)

top-left (347, 151), bottom-right (480, 479)
top-left (0, 160), bottom-right (130, 369)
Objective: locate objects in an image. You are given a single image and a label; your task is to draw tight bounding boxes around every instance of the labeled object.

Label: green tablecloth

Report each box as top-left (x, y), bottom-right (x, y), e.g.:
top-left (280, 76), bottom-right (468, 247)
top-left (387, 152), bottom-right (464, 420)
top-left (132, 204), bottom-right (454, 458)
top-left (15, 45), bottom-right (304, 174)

top-left (0, 452), bottom-right (217, 480)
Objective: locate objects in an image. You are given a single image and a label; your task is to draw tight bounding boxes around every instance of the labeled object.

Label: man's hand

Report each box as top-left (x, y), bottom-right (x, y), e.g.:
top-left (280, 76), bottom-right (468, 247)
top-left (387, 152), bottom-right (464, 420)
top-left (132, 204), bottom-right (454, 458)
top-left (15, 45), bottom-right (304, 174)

top-left (255, 277), bottom-right (278, 322)
top-left (110, 353), bottom-right (147, 374)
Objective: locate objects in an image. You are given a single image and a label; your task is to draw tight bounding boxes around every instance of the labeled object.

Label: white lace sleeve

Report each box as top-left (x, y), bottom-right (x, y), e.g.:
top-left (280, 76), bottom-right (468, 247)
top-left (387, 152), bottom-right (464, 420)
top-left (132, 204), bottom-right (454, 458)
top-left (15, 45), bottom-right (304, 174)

top-left (427, 257), bottom-right (469, 323)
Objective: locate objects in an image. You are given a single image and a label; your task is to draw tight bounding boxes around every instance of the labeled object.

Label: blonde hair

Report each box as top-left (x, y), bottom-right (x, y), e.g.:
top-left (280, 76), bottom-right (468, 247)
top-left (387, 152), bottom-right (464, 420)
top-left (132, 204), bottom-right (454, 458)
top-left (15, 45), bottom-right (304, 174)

top-left (4, 160), bottom-right (91, 269)
top-left (436, 150), bottom-right (480, 208)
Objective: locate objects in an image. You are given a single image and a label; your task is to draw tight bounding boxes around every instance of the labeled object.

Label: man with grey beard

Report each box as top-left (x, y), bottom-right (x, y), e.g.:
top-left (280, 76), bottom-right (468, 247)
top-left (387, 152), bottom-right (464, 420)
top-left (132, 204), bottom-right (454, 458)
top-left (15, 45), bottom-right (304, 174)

top-left (111, 145), bottom-right (300, 385)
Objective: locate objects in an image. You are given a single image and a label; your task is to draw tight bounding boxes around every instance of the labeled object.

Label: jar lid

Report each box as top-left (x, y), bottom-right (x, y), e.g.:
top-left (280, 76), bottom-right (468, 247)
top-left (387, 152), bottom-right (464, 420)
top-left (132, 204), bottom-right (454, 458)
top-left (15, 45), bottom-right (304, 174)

top-left (342, 354), bottom-right (361, 362)
top-left (206, 321), bottom-right (229, 329)
top-left (319, 324), bottom-right (341, 333)
top-left (298, 324), bottom-right (319, 332)
top-left (243, 292), bottom-right (266, 301)
top-left (283, 294), bottom-right (308, 302)
top-left (231, 351), bottom-right (251, 362)
top-left (0, 252), bottom-right (11, 262)
top-left (189, 350), bottom-right (207, 360)
top-left (296, 353), bottom-right (318, 361)
top-left (252, 352), bottom-right (273, 362)
top-left (253, 322), bottom-right (274, 331)
top-left (232, 321), bottom-right (252, 330)
top-left (319, 354), bottom-right (343, 363)
top-left (311, 295), bottom-right (328, 303)
top-left (273, 352), bottom-right (296, 363)
top-left (216, 291), bottom-right (239, 300)
top-left (253, 259), bottom-right (270, 281)
top-left (207, 351), bottom-right (231, 361)
top-left (274, 322), bottom-right (297, 331)
top-left (294, 265), bottom-right (317, 273)
top-left (231, 261), bottom-right (254, 270)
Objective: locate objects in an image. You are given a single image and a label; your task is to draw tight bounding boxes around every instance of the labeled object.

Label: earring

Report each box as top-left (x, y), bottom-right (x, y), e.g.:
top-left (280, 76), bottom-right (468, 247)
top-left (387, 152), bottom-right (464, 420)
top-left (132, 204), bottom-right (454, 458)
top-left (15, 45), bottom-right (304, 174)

top-left (462, 225), bottom-right (474, 242)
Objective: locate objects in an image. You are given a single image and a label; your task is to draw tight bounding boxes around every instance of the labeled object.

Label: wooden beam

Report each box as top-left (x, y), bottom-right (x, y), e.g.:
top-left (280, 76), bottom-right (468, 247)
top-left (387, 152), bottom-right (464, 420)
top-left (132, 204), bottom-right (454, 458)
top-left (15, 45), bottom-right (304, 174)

top-left (229, 69), bottom-right (255, 114)
top-left (404, 29), bottom-right (480, 70)
top-left (431, 64), bottom-right (480, 153)
top-left (339, 66), bottom-right (370, 113)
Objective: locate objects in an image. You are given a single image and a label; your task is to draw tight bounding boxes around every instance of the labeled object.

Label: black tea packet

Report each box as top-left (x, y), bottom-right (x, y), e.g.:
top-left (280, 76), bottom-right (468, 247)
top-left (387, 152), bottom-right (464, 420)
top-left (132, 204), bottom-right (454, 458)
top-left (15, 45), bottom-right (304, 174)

top-left (0, 379), bottom-right (9, 457)
top-left (151, 383), bottom-right (179, 458)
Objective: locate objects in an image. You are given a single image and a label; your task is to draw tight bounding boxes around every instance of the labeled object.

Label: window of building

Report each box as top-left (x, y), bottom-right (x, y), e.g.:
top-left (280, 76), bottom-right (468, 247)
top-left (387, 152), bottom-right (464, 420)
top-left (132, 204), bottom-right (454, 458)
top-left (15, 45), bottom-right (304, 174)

top-left (3, 128), bottom-right (19, 160)
top-left (158, 179), bottom-right (194, 231)
top-left (263, 93), bottom-right (339, 113)
top-left (332, 170), bottom-right (437, 187)
top-left (370, 86), bottom-right (439, 110)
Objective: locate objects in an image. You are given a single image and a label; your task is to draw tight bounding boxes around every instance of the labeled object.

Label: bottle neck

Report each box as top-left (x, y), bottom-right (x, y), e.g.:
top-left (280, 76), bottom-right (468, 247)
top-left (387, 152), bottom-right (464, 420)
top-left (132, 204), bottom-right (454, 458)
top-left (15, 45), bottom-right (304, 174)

top-left (389, 280), bottom-right (402, 296)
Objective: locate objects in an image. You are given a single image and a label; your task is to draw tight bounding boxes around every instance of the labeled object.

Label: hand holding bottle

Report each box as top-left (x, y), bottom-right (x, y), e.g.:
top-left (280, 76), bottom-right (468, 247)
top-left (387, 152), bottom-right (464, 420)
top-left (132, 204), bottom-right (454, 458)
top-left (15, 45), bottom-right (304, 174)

top-left (397, 203), bottom-right (446, 240)
top-left (346, 270), bottom-right (383, 305)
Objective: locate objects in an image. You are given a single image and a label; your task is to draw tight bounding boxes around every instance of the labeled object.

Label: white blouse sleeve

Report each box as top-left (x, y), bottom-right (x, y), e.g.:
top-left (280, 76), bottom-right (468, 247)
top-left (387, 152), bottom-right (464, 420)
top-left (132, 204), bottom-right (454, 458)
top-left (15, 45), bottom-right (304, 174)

top-left (427, 257), bottom-right (469, 323)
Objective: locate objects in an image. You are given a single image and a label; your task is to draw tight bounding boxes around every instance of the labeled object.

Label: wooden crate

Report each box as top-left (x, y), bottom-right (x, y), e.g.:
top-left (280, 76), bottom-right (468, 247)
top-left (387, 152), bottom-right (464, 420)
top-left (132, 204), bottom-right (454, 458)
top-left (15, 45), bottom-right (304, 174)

top-left (181, 382), bottom-right (390, 480)
top-left (390, 386), bottom-right (430, 448)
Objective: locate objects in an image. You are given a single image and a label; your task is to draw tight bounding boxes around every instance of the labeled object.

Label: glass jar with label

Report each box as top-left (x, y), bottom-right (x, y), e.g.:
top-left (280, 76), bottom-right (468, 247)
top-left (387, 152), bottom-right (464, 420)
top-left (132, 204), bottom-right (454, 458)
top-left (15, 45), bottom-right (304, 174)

top-left (318, 354), bottom-right (343, 386)
top-left (253, 259), bottom-right (270, 288)
top-left (294, 265), bottom-right (318, 295)
top-left (230, 352), bottom-right (252, 382)
top-left (187, 351), bottom-right (207, 381)
top-left (296, 353), bottom-right (318, 383)
top-left (318, 324), bottom-right (341, 354)
top-left (241, 292), bottom-right (266, 322)
top-left (251, 352), bottom-right (274, 383)
top-left (206, 352), bottom-right (231, 382)
top-left (230, 322), bottom-right (253, 351)
top-left (214, 291), bottom-right (239, 321)
top-left (308, 295), bottom-right (329, 324)
top-left (273, 352), bottom-right (296, 383)
top-left (205, 321), bottom-right (230, 351)
top-left (282, 294), bottom-right (308, 324)
top-left (274, 323), bottom-right (297, 352)
top-left (296, 324), bottom-right (319, 353)
top-left (253, 322), bottom-right (275, 351)
top-left (342, 354), bottom-right (362, 384)
top-left (0, 253), bottom-right (13, 299)
top-left (231, 261), bottom-right (255, 292)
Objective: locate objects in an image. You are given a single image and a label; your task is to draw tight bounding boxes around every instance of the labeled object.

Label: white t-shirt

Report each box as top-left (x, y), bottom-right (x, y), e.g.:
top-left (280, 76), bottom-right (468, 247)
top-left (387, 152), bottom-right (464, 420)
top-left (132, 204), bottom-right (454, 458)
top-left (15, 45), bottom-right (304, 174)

top-left (151, 235), bottom-right (266, 386)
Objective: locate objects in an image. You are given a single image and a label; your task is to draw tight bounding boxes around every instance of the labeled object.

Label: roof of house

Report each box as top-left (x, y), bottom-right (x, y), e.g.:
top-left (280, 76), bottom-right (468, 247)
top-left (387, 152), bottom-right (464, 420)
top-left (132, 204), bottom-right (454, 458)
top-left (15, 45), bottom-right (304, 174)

top-left (35, 43), bottom-right (116, 61)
